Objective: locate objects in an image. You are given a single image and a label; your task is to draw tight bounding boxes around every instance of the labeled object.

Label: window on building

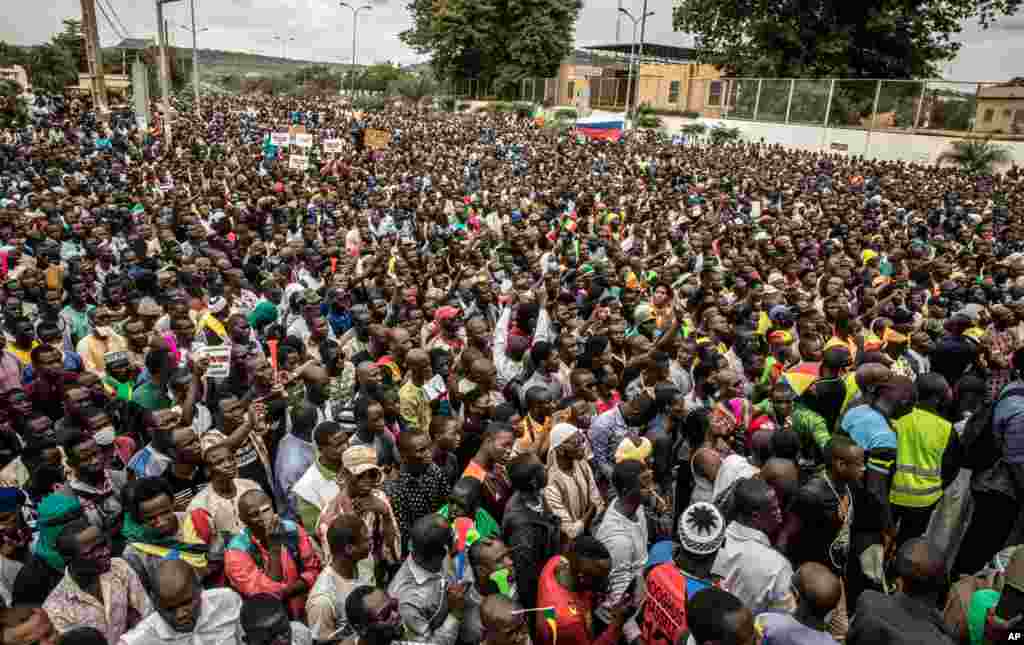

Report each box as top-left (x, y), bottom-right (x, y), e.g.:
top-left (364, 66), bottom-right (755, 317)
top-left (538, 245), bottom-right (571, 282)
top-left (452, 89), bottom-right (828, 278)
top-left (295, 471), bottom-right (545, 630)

top-left (669, 80), bottom-right (680, 104)
top-left (707, 81), bottom-right (723, 107)
top-left (984, 108), bottom-right (994, 123)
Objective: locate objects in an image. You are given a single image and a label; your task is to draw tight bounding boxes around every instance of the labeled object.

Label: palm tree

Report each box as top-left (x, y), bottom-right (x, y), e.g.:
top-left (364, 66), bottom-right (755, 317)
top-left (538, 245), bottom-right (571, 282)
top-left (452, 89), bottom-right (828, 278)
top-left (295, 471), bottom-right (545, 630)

top-left (680, 123), bottom-right (706, 143)
top-left (709, 125), bottom-right (742, 145)
top-left (937, 138), bottom-right (1012, 175)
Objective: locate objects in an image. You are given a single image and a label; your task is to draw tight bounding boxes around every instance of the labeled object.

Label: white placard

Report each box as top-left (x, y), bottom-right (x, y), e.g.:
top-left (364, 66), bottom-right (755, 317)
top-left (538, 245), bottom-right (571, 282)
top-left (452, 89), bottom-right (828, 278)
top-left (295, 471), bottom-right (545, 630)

top-left (322, 138), bottom-right (343, 153)
top-left (751, 201), bottom-right (762, 219)
top-left (201, 345), bottom-right (232, 379)
top-left (270, 132), bottom-right (290, 146)
top-left (291, 133), bottom-right (314, 148)
top-left (289, 154), bottom-right (308, 170)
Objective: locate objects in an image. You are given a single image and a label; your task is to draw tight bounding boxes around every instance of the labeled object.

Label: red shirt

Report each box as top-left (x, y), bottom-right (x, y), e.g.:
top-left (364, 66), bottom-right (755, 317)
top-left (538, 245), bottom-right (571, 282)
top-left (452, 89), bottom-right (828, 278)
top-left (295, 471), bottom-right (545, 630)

top-left (536, 556), bottom-right (621, 645)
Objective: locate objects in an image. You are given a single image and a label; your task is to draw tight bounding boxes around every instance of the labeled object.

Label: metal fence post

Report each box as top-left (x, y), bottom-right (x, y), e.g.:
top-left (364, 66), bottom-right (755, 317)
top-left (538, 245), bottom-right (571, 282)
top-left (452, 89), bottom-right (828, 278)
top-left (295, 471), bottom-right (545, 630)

top-left (913, 81), bottom-right (926, 130)
top-left (784, 78), bottom-right (795, 123)
top-left (865, 79), bottom-right (883, 157)
top-left (971, 83), bottom-right (981, 132)
top-left (753, 79), bottom-right (763, 120)
top-left (822, 79), bottom-right (835, 126)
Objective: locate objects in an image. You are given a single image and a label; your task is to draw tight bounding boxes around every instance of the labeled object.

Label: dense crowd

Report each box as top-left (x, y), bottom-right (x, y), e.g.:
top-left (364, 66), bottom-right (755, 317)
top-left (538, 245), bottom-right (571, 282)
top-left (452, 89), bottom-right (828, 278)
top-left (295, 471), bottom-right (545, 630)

top-left (0, 89), bottom-right (1023, 645)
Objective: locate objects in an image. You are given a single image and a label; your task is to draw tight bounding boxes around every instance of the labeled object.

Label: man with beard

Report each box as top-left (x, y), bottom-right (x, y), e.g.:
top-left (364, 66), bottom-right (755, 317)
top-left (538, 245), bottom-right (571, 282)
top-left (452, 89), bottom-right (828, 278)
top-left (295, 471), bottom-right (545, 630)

top-left (63, 428), bottom-right (127, 543)
top-left (594, 460), bottom-right (653, 629)
top-left (225, 490), bottom-right (321, 622)
top-left (43, 518), bottom-right (151, 641)
top-left (545, 423), bottom-right (602, 542)
top-left (463, 538), bottom-right (517, 645)
top-left (345, 586), bottom-right (404, 645)
top-left (388, 514), bottom-right (466, 645)
top-left (120, 477), bottom-right (215, 596)
top-left (383, 431), bottom-right (450, 553)
top-left (118, 558), bottom-right (245, 644)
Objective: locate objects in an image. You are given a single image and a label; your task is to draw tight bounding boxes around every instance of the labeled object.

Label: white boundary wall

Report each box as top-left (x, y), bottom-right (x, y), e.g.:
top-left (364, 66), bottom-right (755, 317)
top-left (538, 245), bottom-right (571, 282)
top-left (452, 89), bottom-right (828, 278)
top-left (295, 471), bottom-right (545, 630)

top-left (659, 115), bottom-right (1024, 168)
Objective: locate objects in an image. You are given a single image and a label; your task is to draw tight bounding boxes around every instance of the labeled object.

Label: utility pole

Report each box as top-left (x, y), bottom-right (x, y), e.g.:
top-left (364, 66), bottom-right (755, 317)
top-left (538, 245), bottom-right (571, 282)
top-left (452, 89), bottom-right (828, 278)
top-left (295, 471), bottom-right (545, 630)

top-left (80, 0), bottom-right (109, 113)
top-left (339, 2), bottom-right (373, 99)
top-left (156, 0), bottom-right (183, 147)
top-left (181, 0), bottom-right (207, 118)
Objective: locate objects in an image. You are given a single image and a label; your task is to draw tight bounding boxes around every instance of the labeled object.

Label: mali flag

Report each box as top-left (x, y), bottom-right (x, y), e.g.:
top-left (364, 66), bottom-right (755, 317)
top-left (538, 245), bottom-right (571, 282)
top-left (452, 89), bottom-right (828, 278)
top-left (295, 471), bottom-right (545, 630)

top-left (544, 607), bottom-right (558, 645)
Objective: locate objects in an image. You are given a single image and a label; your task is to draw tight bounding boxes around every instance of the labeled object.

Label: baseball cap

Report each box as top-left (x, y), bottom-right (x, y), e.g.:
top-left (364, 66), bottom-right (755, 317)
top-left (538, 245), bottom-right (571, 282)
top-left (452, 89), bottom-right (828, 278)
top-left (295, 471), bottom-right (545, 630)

top-left (342, 445), bottom-right (380, 476)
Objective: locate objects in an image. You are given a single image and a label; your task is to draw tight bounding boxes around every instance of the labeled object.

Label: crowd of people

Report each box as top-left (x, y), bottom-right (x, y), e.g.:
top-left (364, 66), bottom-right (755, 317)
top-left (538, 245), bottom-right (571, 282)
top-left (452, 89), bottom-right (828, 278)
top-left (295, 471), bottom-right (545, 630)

top-left (0, 88), bottom-right (1023, 645)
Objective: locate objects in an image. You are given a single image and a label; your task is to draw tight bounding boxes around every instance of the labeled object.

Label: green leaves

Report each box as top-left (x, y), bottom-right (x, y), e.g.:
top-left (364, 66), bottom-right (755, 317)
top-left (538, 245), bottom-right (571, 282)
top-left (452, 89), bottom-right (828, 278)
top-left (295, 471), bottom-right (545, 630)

top-left (673, 0), bottom-right (1022, 78)
top-left (401, 0), bottom-right (580, 94)
top-left (937, 138), bottom-right (1013, 175)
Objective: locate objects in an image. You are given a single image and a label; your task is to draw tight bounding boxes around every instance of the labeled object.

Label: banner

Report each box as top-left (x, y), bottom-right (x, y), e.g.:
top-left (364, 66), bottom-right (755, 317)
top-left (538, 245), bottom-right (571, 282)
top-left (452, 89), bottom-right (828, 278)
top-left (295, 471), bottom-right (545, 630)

top-left (270, 132), bottom-right (290, 146)
top-left (201, 346), bottom-right (231, 379)
top-left (365, 129), bottom-right (391, 150)
top-left (289, 154), bottom-right (308, 170)
top-left (291, 133), bottom-right (314, 148)
top-left (322, 139), bottom-right (344, 153)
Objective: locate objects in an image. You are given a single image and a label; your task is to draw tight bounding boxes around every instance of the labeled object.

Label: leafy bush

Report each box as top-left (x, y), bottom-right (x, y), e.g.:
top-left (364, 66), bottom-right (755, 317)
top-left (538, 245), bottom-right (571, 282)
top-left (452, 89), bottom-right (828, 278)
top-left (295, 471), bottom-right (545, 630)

top-left (709, 126), bottom-right (742, 145)
top-left (457, 102), bottom-right (472, 112)
top-left (494, 102), bottom-right (516, 112)
top-left (554, 108), bottom-right (578, 120)
top-left (438, 96), bottom-right (456, 112)
top-left (681, 123), bottom-right (707, 137)
top-left (351, 95), bottom-right (387, 112)
top-left (682, 110), bottom-right (701, 119)
top-left (513, 102), bottom-right (535, 118)
top-left (937, 138), bottom-right (1012, 175)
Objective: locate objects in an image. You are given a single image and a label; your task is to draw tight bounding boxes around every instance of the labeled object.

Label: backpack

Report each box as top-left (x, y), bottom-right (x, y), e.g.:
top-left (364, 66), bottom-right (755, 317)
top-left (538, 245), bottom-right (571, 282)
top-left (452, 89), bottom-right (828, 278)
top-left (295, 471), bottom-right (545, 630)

top-left (960, 386), bottom-right (1024, 472)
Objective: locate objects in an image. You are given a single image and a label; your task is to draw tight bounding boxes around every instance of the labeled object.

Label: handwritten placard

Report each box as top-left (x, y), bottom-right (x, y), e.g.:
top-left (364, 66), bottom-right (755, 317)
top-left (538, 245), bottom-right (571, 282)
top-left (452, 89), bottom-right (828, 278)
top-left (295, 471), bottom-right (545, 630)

top-left (289, 154), bottom-right (308, 170)
top-left (270, 132), bottom-right (290, 146)
top-left (365, 129), bottom-right (391, 150)
top-left (291, 133), bottom-right (314, 148)
top-left (322, 138), bottom-right (344, 153)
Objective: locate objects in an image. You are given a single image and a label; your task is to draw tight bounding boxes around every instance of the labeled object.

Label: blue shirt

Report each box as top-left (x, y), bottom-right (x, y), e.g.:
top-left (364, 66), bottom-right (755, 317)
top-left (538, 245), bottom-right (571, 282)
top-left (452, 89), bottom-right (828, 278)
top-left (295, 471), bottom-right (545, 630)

top-left (841, 404), bottom-right (896, 470)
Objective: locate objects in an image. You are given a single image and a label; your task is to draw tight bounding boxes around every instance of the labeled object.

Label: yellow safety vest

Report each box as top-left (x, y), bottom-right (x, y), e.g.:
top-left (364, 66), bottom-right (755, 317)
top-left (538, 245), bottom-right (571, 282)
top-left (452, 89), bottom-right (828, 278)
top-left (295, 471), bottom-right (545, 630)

top-left (890, 407), bottom-right (951, 508)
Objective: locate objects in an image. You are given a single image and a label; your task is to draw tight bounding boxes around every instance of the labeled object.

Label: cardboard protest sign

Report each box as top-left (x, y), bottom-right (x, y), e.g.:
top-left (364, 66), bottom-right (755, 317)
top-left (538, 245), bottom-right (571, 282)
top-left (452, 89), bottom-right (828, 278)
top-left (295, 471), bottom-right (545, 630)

top-left (289, 154), bottom-right (308, 170)
top-left (201, 346), bottom-right (231, 379)
top-left (270, 132), bottom-right (290, 146)
top-left (322, 139), bottom-right (344, 153)
top-left (365, 129), bottom-right (391, 150)
top-left (291, 133), bottom-right (314, 148)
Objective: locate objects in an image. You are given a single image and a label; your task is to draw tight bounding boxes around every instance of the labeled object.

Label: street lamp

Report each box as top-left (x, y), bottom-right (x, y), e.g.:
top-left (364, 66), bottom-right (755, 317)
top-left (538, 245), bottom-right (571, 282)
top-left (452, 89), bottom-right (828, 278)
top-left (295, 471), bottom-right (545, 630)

top-left (274, 34), bottom-right (296, 59)
top-left (618, 6), bottom-right (654, 122)
top-left (339, 2), bottom-right (373, 100)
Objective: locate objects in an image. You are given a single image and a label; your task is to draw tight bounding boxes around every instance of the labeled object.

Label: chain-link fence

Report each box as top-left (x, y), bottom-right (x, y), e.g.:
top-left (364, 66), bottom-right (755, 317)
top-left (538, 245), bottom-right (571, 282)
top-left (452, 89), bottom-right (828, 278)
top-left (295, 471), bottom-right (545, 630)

top-left (446, 76), bottom-right (1020, 138)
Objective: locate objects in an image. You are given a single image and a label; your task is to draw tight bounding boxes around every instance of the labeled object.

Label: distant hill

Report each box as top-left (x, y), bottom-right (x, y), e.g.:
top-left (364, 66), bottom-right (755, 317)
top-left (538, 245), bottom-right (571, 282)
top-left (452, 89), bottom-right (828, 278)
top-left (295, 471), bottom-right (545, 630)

top-left (111, 38), bottom-right (354, 74)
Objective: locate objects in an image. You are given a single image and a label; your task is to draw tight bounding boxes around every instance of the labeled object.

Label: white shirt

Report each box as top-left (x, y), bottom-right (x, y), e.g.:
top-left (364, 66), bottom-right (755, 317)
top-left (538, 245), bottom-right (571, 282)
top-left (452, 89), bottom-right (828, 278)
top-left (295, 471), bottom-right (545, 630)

top-left (118, 588), bottom-right (244, 645)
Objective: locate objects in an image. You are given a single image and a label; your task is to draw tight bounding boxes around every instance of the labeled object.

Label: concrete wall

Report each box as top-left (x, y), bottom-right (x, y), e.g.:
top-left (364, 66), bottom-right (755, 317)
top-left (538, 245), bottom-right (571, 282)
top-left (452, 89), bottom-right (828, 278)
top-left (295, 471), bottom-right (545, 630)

top-left (660, 115), bottom-right (1024, 168)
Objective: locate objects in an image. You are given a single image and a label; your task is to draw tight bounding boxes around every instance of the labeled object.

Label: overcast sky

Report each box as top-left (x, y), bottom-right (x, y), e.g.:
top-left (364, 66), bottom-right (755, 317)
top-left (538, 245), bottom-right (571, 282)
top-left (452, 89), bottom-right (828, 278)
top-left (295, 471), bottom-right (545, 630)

top-left (2, 0), bottom-right (1022, 81)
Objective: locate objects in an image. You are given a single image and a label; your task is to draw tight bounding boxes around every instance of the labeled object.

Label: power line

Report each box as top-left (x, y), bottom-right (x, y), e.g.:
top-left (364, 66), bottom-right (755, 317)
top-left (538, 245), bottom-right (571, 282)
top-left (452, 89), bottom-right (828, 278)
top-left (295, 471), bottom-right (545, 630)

top-left (95, 0), bottom-right (127, 40)
top-left (102, 0), bottom-right (131, 39)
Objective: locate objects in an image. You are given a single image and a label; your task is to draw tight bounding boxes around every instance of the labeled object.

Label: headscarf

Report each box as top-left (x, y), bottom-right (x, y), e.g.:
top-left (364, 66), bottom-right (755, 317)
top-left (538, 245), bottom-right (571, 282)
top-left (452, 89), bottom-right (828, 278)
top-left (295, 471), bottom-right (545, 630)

top-left (34, 494), bottom-right (82, 571)
top-left (121, 510), bottom-right (210, 569)
top-left (547, 422), bottom-right (580, 468)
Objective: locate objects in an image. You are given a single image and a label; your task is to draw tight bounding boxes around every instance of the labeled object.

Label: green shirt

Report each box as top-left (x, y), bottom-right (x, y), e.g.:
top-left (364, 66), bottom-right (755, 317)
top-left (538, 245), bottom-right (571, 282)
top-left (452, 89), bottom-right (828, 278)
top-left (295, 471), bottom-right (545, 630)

top-left (792, 403), bottom-right (831, 451)
top-left (132, 382), bottom-right (173, 411)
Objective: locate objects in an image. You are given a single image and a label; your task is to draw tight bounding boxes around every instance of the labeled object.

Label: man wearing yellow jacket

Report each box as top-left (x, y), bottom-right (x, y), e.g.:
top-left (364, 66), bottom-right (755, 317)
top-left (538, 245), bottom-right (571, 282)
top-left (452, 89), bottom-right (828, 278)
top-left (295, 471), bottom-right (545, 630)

top-left (890, 372), bottom-right (960, 548)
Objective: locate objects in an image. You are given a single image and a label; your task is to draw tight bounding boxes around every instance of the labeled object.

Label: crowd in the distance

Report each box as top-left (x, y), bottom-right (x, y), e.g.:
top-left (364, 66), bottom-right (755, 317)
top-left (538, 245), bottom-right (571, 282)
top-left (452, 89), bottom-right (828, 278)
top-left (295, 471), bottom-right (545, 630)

top-left (1, 88), bottom-right (1024, 645)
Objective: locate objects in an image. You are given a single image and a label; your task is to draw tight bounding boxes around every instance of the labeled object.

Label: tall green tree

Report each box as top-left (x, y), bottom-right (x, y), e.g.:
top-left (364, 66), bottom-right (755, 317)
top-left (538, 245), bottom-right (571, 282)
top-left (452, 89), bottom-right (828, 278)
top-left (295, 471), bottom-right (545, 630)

top-left (51, 18), bottom-right (85, 73)
top-left (673, 0), bottom-right (1021, 79)
top-left (400, 0), bottom-right (581, 91)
